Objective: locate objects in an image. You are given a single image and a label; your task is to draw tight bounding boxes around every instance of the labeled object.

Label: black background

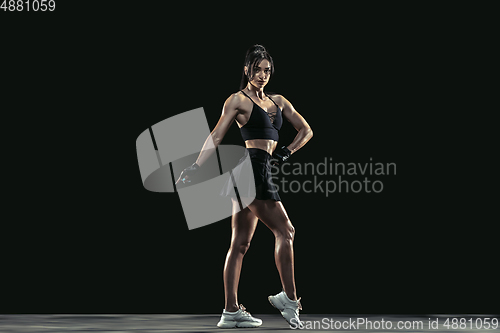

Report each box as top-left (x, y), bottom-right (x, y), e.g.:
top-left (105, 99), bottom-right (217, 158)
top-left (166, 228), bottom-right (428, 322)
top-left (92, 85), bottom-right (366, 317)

top-left (2, 3), bottom-right (496, 315)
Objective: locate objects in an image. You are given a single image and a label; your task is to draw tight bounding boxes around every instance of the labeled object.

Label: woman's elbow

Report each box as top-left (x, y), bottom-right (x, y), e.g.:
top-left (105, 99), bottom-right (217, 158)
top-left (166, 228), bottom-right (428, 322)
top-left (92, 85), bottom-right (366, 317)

top-left (307, 127), bottom-right (313, 139)
top-left (209, 131), bottom-right (223, 147)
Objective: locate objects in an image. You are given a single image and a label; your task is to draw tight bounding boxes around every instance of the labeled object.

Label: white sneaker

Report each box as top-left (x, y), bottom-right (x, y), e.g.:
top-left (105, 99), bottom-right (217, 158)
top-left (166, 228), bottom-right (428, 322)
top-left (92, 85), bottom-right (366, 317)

top-left (268, 291), bottom-right (303, 328)
top-left (217, 304), bottom-right (262, 328)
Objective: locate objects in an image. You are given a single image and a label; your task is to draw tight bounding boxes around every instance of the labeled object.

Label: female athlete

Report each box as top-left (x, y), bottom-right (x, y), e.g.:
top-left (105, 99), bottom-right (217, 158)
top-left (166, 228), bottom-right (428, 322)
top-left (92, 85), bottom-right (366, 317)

top-left (177, 44), bottom-right (313, 328)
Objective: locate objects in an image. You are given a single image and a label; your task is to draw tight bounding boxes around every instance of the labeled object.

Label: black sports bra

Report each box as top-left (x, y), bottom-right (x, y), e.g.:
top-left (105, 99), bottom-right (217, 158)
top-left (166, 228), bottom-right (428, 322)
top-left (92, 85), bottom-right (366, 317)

top-left (239, 90), bottom-right (283, 141)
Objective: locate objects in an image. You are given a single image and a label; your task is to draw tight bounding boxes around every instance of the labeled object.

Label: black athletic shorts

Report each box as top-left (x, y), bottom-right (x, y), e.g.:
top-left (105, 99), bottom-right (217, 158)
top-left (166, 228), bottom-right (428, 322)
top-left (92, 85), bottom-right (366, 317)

top-left (220, 148), bottom-right (281, 202)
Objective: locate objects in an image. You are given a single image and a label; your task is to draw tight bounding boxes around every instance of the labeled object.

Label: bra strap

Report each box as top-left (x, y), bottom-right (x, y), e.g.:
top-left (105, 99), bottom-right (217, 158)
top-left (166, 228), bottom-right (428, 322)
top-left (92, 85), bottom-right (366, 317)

top-left (240, 90), bottom-right (255, 104)
top-left (265, 93), bottom-right (280, 110)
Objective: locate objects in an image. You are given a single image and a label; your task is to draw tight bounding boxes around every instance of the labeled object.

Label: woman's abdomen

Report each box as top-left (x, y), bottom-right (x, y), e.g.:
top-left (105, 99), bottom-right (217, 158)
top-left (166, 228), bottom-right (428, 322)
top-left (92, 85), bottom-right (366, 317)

top-left (245, 139), bottom-right (277, 155)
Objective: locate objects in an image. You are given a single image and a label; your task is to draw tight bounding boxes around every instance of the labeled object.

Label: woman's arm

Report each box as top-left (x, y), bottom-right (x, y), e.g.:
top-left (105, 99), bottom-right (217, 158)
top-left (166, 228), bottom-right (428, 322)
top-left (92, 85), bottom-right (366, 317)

top-left (195, 94), bottom-right (240, 166)
top-left (176, 94), bottom-right (240, 184)
top-left (280, 95), bottom-right (313, 154)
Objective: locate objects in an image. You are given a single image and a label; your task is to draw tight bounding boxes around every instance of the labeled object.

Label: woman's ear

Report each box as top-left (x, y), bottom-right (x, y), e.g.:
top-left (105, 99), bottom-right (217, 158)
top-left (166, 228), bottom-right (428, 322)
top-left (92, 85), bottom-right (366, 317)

top-left (244, 66), bottom-right (248, 76)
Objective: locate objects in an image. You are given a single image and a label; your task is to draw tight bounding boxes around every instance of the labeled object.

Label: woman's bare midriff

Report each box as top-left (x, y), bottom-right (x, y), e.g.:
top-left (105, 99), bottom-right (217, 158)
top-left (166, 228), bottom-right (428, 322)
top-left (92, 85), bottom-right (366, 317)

top-left (245, 139), bottom-right (277, 155)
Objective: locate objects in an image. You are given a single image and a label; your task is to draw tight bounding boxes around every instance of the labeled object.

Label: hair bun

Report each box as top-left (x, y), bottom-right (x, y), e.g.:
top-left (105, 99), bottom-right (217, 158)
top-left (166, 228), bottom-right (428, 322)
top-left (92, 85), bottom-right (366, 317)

top-left (252, 44), bottom-right (266, 53)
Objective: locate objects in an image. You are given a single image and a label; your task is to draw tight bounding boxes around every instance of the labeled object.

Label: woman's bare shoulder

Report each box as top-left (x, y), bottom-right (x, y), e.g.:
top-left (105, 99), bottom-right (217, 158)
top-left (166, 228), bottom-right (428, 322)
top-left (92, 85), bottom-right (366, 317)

top-left (267, 93), bottom-right (289, 109)
top-left (223, 91), bottom-right (248, 112)
top-left (226, 91), bottom-right (247, 102)
top-left (269, 92), bottom-right (290, 101)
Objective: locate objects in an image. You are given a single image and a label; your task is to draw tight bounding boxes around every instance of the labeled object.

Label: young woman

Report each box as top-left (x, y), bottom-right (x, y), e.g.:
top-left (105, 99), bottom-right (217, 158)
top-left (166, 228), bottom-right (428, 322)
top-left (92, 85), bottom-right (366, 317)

top-left (177, 45), bottom-right (313, 328)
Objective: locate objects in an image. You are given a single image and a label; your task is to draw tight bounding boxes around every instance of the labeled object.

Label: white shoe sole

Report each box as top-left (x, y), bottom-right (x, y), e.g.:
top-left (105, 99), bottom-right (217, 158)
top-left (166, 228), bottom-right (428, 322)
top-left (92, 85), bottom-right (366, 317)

top-left (217, 320), bottom-right (262, 328)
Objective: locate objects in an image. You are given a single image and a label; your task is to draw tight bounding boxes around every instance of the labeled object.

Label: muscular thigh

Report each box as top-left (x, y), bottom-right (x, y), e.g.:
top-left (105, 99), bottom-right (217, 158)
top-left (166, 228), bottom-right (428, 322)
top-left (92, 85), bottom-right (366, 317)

top-left (231, 198), bottom-right (259, 244)
top-left (247, 199), bottom-right (293, 235)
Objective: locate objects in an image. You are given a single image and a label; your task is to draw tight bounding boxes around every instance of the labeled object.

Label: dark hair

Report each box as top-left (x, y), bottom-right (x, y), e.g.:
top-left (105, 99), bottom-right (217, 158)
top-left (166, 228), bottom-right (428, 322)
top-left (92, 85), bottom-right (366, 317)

top-left (239, 44), bottom-right (275, 90)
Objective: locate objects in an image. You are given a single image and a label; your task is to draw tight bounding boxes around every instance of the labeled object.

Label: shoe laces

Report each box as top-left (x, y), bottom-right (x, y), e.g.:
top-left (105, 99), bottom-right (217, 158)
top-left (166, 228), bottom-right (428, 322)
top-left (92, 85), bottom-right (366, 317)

top-left (296, 297), bottom-right (303, 311)
top-left (239, 304), bottom-right (251, 315)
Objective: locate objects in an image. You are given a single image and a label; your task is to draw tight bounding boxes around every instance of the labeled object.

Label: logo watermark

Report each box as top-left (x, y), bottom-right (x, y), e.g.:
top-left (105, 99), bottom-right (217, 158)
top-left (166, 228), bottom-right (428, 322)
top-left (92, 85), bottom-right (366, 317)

top-left (291, 316), bottom-right (499, 330)
top-left (269, 157), bottom-right (396, 197)
top-left (137, 108), bottom-right (398, 229)
top-left (136, 108), bottom-right (255, 230)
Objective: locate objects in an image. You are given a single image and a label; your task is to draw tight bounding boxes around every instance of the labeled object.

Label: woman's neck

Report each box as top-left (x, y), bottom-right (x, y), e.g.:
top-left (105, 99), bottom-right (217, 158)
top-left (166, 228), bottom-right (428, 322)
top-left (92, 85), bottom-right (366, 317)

top-left (245, 83), bottom-right (266, 100)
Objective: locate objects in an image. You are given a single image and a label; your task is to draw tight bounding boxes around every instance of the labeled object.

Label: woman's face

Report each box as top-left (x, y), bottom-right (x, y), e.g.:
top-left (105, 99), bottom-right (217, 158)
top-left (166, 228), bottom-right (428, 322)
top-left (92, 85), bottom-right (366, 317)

top-left (245, 59), bottom-right (271, 89)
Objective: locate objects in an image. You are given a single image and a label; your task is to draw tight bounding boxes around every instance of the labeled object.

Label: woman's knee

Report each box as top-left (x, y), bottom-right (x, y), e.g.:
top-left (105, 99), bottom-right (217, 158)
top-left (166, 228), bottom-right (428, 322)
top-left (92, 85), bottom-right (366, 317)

top-left (275, 220), bottom-right (295, 241)
top-left (231, 240), bottom-right (251, 255)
